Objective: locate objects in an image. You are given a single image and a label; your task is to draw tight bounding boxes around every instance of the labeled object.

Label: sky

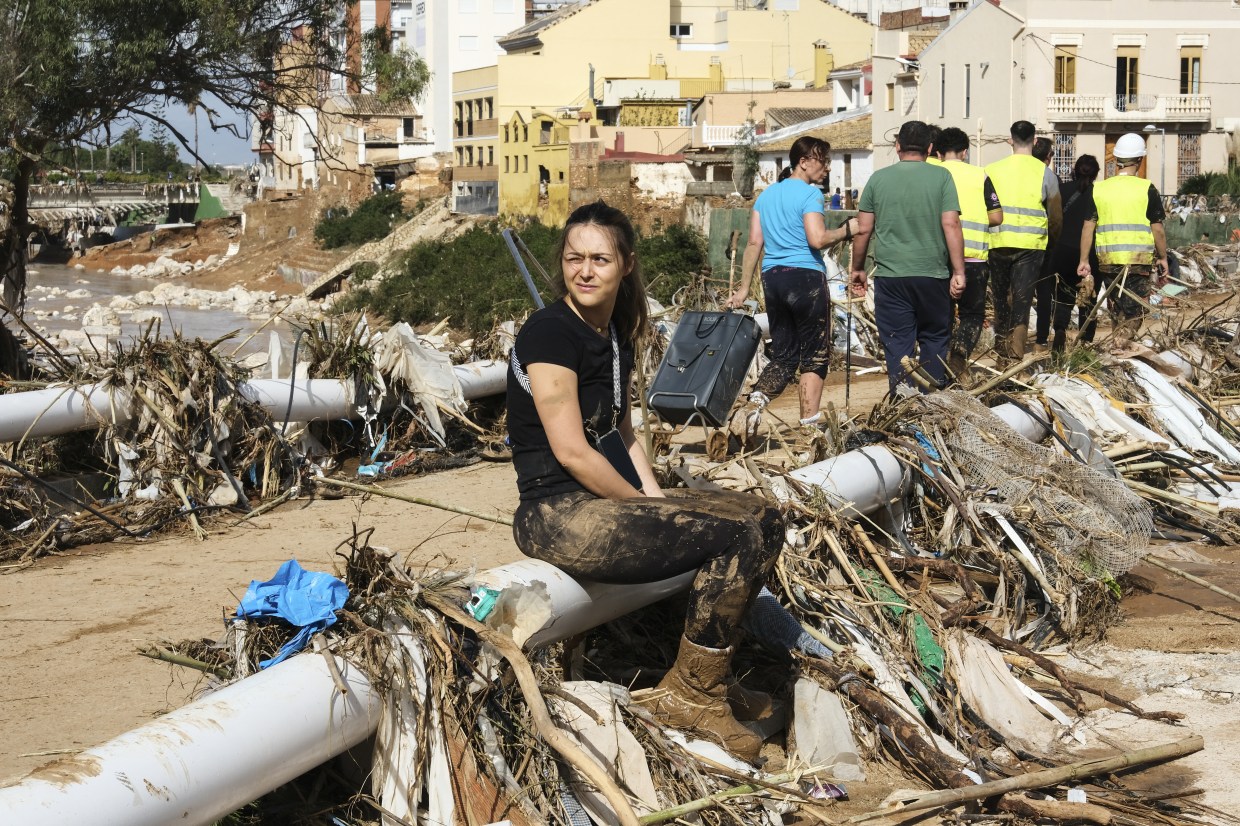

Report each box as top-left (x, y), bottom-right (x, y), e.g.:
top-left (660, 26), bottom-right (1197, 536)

top-left (159, 97), bottom-right (255, 168)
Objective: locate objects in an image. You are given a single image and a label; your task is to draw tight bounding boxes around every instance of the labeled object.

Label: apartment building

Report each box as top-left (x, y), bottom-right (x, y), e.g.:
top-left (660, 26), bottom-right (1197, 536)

top-left (878, 0), bottom-right (1237, 192)
top-left (451, 66), bottom-right (500, 214)
top-left (494, 0), bottom-right (875, 219)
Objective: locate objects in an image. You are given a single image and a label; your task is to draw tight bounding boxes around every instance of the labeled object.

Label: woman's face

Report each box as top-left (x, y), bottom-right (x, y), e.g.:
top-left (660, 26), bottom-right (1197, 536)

top-left (561, 223), bottom-right (631, 318)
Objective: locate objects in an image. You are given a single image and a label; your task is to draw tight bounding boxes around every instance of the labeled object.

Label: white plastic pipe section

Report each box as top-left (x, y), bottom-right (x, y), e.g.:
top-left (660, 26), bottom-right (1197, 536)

top-left (0, 655), bottom-right (379, 826)
top-left (0, 361), bottom-right (508, 444)
top-left (0, 401), bottom-right (1050, 826)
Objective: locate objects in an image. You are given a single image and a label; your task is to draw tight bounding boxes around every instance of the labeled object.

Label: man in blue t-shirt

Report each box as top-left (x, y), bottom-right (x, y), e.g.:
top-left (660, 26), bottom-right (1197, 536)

top-left (850, 121), bottom-right (965, 393)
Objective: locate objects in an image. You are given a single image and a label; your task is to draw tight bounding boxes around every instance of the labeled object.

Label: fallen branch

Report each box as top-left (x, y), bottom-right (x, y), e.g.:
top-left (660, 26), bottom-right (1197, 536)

top-left (997, 792), bottom-right (1112, 825)
top-left (316, 477), bottom-right (514, 526)
top-left (638, 767), bottom-right (817, 825)
top-left (849, 735), bottom-right (1204, 823)
top-left (421, 591), bottom-right (642, 826)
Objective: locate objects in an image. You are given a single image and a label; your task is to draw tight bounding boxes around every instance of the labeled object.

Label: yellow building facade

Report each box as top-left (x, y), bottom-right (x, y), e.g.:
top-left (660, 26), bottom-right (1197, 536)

top-left (495, 0), bottom-right (874, 220)
top-left (499, 109), bottom-right (579, 224)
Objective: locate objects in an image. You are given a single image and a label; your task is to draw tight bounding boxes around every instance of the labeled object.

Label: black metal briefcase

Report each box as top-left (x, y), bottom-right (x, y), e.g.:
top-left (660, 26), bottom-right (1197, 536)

top-left (647, 310), bottom-right (761, 427)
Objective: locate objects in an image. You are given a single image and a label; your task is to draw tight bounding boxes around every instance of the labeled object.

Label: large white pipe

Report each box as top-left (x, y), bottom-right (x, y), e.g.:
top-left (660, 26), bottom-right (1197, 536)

top-left (0, 398), bottom-right (1052, 825)
top-left (0, 654), bottom-right (380, 826)
top-left (0, 361), bottom-right (509, 444)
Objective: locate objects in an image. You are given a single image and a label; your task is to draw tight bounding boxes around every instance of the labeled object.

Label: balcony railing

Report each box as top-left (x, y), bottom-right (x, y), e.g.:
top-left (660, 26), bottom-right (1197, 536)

top-left (699, 122), bottom-right (752, 147)
top-left (1047, 93), bottom-right (1211, 123)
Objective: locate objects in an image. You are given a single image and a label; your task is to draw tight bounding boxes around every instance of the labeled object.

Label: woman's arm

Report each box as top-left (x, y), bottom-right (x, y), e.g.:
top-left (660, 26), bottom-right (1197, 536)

top-left (804, 212), bottom-right (859, 250)
top-left (726, 209), bottom-right (764, 309)
top-left (527, 362), bottom-right (645, 499)
top-left (620, 378), bottom-right (664, 497)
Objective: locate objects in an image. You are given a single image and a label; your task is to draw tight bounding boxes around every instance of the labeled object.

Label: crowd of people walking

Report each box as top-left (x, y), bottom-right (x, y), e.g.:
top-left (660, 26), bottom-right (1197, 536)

top-left (834, 119), bottom-right (1166, 395)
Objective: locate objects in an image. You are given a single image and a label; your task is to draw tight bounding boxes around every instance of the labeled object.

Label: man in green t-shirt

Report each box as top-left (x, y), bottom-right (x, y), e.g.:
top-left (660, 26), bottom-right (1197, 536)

top-left (850, 120), bottom-right (966, 392)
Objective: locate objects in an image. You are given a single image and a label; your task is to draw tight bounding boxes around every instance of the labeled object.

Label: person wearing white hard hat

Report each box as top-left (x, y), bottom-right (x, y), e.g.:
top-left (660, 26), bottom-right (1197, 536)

top-left (1076, 132), bottom-right (1167, 352)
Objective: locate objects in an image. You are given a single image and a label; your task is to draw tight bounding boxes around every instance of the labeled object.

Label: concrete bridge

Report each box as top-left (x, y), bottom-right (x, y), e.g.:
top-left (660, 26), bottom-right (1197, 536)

top-left (27, 182), bottom-right (249, 231)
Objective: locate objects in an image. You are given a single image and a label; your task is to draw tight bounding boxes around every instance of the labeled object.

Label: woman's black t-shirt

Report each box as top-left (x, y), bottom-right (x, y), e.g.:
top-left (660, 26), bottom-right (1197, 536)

top-left (507, 300), bottom-right (634, 501)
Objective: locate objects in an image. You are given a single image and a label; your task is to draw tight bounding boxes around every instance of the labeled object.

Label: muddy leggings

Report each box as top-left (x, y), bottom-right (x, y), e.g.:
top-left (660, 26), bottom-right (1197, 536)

top-left (751, 266), bottom-right (831, 400)
top-left (513, 489), bottom-right (784, 650)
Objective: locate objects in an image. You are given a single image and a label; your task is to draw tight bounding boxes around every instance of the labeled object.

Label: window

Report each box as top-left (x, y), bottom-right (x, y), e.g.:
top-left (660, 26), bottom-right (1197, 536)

top-left (885, 82), bottom-right (895, 112)
top-left (1054, 46), bottom-right (1076, 95)
top-left (1180, 47), bottom-right (1203, 94)
top-left (523, 155), bottom-right (528, 173)
top-left (487, 146), bottom-right (494, 166)
top-left (1052, 133), bottom-right (1075, 181)
top-left (504, 156), bottom-right (510, 173)
top-left (670, 23), bottom-right (692, 38)
top-left (403, 118), bottom-right (414, 140)
top-left (939, 65), bottom-right (945, 118)
top-left (1115, 46), bottom-right (1139, 110)
top-left (963, 64), bottom-right (971, 118)
top-left (485, 97), bottom-right (493, 119)
top-left (460, 0), bottom-right (477, 11)
top-left (503, 125), bottom-right (509, 143)
top-left (900, 81), bottom-right (917, 116)
top-left (459, 35), bottom-right (478, 51)
top-left (1179, 133), bottom-right (1200, 190)
top-left (494, 0), bottom-right (514, 11)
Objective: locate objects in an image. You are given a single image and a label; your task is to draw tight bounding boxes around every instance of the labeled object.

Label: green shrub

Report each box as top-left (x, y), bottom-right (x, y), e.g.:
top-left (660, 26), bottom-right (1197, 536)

top-left (1180, 163), bottom-right (1240, 196)
top-left (339, 219), bottom-right (710, 336)
top-left (636, 222), bottom-right (708, 306)
top-left (315, 191), bottom-right (411, 249)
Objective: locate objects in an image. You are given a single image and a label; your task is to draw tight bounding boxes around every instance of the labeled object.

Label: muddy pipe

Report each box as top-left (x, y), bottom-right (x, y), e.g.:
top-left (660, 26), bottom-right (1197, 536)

top-left (0, 361), bottom-right (508, 444)
top-left (0, 403), bottom-right (1049, 825)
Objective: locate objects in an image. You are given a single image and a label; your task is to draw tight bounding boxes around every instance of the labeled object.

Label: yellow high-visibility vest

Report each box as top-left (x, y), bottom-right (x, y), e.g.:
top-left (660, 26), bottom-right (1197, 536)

top-left (926, 156), bottom-right (943, 166)
top-left (943, 159), bottom-right (991, 261)
top-left (1093, 174), bottom-right (1155, 267)
top-left (985, 154), bottom-right (1048, 250)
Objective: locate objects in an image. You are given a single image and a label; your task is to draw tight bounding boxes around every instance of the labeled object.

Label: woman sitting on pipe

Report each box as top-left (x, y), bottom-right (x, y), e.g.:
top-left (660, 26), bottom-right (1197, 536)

top-left (506, 201), bottom-right (785, 763)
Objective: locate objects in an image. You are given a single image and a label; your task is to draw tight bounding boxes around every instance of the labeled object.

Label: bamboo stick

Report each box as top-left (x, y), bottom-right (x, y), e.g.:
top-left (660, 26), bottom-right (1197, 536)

top-left (849, 523), bottom-right (908, 600)
top-left (137, 644), bottom-right (229, 678)
top-left (1124, 479), bottom-right (1220, 515)
top-left (967, 353), bottom-right (1049, 397)
top-left (316, 477), bottom-right (513, 525)
top-left (848, 735), bottom-right (1204, 823)
top-left (638, 767), bottom-right (817, 825)
top-left (172, 478), bottom-right (207, 541)
top-left (1144, 555), bottom-right (1240, 607)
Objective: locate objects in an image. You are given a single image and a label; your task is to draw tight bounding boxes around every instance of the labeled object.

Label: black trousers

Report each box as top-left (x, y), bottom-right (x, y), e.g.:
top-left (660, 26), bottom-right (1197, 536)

top-left (989, 247), bottom-right (1044, 341)
top-left (752, 266), bottom-right (831, 400)
top-left (514, 488), bottom-right (783, 649)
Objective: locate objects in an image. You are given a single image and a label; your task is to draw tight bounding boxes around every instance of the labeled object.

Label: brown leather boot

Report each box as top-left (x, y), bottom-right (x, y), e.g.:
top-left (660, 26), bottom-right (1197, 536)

top-left (637, 636), bottom-right (764, 762)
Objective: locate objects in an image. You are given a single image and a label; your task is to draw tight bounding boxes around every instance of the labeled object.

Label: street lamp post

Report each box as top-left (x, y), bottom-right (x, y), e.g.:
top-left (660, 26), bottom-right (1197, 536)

top-left (1143, 124), bottom-right (1166, 195)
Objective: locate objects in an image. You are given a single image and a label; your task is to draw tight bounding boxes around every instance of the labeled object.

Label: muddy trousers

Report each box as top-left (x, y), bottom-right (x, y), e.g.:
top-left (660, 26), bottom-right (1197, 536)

top-left (988, 248), bottom-right (1044, 345)
top-left (949, 260), bottom-right (990, 361)
top-left (751, 266), bottom-right (831, 401)
top-left (1096, 266), bottom-right (1154, 341)
top-left (513, 489), bottom-right (784, 650)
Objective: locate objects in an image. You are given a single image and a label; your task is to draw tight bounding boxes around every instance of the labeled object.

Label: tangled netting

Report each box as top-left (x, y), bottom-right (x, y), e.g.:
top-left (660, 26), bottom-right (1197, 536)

top-left (911, 390), bottom-right (1152, 579)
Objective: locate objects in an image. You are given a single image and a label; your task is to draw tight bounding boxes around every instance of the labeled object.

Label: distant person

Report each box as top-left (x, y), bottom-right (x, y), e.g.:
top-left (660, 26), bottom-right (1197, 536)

top-left (926, 124), bottom-right (944, 166)
top-left (727, 136), bottom-right (858, 436)
top-left (985, 121), bottom-right (1062, 360)
top-left (1031, 136), bottom-right (1060, 352)
top-left (829, 187), bottom-right (843, 210)
top-left (937, 127), bottom-right (1003, 379)
top-left (850, 120), bottom-right (965, 393)
top-left (1049, 155), bottom-right (1101, 351)
top-left (1078, 133), bottom-right (1167, 351)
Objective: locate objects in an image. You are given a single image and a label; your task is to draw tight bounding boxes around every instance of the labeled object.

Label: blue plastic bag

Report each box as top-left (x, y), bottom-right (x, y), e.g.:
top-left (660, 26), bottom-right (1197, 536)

top-left (235, 559), bottom-right (349, 669)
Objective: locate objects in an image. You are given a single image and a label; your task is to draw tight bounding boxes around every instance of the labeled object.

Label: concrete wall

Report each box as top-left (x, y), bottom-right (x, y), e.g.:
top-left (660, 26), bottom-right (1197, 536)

top-left (632, 162), bottom-right (691, 200)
